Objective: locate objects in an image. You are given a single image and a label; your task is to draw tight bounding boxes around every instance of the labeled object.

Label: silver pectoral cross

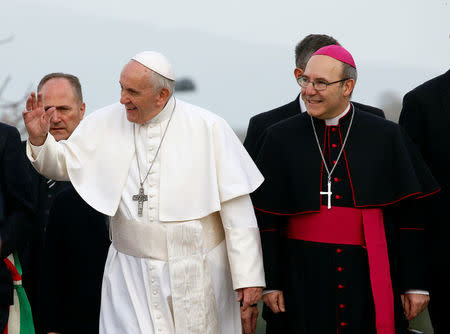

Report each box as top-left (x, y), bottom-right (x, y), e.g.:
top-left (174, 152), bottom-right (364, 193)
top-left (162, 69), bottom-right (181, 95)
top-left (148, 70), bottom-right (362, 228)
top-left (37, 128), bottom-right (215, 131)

top-left (132, 186), bottom-right (148, 217)
top-left (320, 180), bottom-right (332, 209)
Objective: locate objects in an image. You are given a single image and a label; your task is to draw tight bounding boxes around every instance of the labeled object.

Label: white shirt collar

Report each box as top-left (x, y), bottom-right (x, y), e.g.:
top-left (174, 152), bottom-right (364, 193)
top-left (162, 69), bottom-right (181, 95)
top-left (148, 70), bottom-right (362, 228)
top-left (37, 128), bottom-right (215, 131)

top-left (325, 103), bottom-right (351, 126)
top-left (298, 94), bottom-right (307, 113)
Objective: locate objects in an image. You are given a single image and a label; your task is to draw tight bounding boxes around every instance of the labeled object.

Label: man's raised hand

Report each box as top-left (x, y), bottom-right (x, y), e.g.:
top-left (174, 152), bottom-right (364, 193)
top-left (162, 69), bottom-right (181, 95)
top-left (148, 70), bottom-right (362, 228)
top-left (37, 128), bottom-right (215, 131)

top-left (22, 92), bottom-right (55, 146)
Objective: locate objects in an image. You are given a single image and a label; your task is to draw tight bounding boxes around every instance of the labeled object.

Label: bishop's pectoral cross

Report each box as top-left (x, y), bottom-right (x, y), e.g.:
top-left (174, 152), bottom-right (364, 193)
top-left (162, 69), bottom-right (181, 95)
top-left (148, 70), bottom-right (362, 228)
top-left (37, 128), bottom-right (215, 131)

top-left (320, 180), bottom-right (332, 209)
top-left (132, 186), bottom-right (148, 217)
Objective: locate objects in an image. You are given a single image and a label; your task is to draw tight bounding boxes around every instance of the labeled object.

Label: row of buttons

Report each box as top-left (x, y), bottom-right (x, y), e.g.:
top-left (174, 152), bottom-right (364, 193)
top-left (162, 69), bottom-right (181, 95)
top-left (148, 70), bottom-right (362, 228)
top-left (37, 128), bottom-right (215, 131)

top-left (336, 247), bottom-right (348, 330)
top-left (149, 264), bottom-right (166, 333)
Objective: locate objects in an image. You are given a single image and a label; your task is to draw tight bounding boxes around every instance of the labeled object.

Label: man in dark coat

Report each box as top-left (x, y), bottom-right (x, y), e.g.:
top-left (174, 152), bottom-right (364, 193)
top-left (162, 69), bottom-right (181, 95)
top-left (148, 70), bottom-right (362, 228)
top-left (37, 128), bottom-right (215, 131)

top-left (251, 45), bottom-right (438, 334)
top-left (399, 69), bottom-right (450, 334)
top-left (0, 122), bottom-right (34, 332)
top-left (41, 185), bottom-right (110, 334)
top-left (20, 73), bottom-right (85, 333)
top-left (244, 34), bottom-right (384, 160)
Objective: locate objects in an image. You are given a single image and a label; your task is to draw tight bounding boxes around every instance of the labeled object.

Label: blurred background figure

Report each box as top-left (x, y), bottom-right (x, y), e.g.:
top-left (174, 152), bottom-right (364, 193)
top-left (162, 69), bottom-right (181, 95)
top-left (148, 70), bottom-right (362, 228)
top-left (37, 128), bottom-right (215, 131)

top-left (399, 69), bottom-right (450, 334)
top-left (0, 122), bottom-right (35, 333)
top-left (42, 186), bottom-right (109, 334)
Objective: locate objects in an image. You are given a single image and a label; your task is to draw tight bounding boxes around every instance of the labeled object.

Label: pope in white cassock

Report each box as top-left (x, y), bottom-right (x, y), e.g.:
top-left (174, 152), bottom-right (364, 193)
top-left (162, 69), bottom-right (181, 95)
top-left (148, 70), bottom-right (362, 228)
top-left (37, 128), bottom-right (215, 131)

top-left (22, 51), bottom-right (266, 334)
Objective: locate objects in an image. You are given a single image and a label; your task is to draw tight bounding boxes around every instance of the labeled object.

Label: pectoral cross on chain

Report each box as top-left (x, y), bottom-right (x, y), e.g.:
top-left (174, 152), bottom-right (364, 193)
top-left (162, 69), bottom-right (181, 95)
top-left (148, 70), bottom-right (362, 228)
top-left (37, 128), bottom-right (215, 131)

top-left (320, 180), bottom-right (332, 209)
top-left (132, 186), bottom-right (148, 217)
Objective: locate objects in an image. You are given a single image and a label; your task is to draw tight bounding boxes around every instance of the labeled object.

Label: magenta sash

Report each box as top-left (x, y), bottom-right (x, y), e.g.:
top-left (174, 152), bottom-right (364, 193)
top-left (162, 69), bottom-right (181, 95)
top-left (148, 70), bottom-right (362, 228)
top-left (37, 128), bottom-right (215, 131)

top-left (286, 206), bottom-right (395, 334)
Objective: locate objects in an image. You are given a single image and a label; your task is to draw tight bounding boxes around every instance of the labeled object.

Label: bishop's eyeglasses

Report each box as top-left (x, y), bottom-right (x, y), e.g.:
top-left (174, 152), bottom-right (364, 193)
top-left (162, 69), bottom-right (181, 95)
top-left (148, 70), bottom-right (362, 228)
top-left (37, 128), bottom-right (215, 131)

top-left (297, 76), bottom-right (349, 91)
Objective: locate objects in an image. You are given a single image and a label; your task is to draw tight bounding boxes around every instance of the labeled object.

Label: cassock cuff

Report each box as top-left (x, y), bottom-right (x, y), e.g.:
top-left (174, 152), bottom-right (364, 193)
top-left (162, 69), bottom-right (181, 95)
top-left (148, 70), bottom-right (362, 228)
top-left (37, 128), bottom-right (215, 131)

top-left (404, 289), bottom-right (429, 295)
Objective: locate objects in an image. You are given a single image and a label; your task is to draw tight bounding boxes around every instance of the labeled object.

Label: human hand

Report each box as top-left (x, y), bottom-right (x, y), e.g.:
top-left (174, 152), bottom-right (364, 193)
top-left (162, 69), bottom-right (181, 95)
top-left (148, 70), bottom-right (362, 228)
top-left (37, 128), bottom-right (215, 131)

top-left (237, 287), bottom-right (262, 312)
top-left (401, 293), bottom-right (429, 321)
top-left (22, 92), bottom-right (55, 146)
top-left (240, 303), bottom-right (258, 334)
top-left (262, 290), bottom-right (285, 313)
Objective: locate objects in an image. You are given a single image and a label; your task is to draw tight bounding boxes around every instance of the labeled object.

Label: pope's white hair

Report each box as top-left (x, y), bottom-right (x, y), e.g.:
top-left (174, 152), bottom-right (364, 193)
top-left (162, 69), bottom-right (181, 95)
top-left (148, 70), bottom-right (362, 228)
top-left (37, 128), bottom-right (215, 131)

top-left (149, 70), bottom-right (175, 97)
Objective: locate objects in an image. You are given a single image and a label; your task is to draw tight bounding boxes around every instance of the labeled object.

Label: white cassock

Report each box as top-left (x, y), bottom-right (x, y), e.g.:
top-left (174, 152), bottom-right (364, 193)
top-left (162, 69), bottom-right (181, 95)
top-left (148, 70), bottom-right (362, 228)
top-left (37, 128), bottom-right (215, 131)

top-left (27, 96), bottom-right (265, 334)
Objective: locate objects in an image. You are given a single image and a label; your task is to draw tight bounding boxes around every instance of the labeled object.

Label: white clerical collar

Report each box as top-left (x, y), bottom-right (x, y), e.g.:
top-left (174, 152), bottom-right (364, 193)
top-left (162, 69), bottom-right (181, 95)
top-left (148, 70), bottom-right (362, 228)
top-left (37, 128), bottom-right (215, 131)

top-left (298, 94), bottom-right (307, 113)
top-left (325, 103), bottom-right (351, 126)
top-left (145, 96), bottom-right (175, 125)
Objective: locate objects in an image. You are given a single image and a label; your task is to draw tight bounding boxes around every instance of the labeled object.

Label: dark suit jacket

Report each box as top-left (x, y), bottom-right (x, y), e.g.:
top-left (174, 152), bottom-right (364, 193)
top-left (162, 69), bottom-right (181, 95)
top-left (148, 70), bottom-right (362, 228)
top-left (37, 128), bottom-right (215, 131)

top-left (399, 70), bottom-right (450, 297)
top-left (19, 141), bottom-right (70, 334)
top-left (244, 96), bottom-right (385, 159)
top-left (0, 123), bottom-right (34, 307)
top-left (41, 185), bottom-right (110, 334)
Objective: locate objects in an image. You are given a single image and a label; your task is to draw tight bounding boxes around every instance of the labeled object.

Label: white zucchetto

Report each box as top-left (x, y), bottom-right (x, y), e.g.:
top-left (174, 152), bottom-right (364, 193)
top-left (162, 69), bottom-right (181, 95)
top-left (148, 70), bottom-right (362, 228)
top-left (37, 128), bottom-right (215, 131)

top-left (132, 51), bottom-right (175, 81)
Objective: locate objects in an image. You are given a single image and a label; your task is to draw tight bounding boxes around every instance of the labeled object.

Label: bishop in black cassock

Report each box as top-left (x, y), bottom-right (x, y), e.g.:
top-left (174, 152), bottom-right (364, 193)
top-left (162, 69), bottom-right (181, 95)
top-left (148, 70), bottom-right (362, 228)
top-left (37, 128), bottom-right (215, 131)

top-left (251, 45), bottom-right (439, 334)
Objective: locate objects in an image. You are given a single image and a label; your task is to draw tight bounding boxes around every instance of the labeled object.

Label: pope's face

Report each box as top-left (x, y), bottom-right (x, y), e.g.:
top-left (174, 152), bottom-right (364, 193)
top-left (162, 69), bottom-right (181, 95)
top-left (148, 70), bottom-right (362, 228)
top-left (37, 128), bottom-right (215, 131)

top-left (120, 61), bottom-right (164, 124)
top-left (39, 78), bottom-right (85, 141)
top-left (301, 55), bottom-right (353, 120)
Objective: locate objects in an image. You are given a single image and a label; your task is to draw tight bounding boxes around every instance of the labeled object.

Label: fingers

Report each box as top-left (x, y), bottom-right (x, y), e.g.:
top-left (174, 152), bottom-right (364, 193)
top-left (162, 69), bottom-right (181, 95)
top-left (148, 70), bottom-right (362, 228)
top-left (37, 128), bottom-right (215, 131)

top-left (237, 288), bottom-right (243, 303)
top-left (278, 291), bottom-right (286, 312)
top-left (37, 92), bottom-right (44, 111)
top-left (26, 93), bottom-right (34, 111)
top-left (401, 294), bottom-right (412, 320)
top-left (43, 106), bottom-right (56, 123)
top-left (406, 294), bottom-right (430, 320)
top-left (251, 307), bottom-right (258, 333)
top-left (31, 92), bottom-right (37, 111)
top-left (240, 306), bottom-right (258, 334)
top-left (241, 287), bottom-right (262, 311)
top-left (263, 291), bottom-right (283, 314)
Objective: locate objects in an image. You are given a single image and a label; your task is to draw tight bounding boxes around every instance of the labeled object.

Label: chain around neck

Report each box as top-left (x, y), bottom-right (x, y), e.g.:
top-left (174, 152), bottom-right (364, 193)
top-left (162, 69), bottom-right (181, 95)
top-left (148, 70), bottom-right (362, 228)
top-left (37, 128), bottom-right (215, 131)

top-left (310, 103), bottom-right (354, 182)
top-left (133, 98), bottom-right (177, 187)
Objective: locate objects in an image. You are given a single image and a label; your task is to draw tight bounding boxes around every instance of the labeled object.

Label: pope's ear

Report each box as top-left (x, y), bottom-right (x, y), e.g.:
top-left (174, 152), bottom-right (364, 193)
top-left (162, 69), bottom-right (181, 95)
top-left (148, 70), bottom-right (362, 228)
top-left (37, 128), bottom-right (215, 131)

top-left (342, 79), bottom-right (355, 97)
top-left (158, 87), bottom-right (171, 104)
top-left (79, 102), bottom-right (86, 119)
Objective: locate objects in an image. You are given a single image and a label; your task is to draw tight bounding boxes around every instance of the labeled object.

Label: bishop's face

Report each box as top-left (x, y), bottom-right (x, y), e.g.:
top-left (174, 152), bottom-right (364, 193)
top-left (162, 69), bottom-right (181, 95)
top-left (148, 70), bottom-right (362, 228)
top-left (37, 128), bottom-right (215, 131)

top-left (120, 61), bottom-right (165, 124)
top-left (301, 55), bottom-right (353, 120)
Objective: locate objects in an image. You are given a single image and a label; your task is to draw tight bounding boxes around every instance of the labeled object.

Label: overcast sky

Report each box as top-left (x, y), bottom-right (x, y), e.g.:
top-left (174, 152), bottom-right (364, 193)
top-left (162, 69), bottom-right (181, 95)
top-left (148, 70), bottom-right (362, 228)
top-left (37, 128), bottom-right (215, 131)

top-left (1, 0), bottom-right (449, 129)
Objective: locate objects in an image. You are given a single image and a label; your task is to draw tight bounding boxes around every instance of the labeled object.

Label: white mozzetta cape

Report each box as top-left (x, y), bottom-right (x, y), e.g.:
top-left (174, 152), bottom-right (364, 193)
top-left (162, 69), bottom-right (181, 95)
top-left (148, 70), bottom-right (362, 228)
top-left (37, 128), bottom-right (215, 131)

top-left (27, 97), bottom-right (264, 219)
